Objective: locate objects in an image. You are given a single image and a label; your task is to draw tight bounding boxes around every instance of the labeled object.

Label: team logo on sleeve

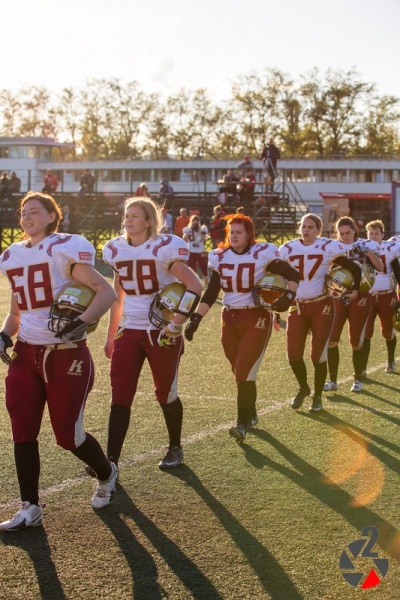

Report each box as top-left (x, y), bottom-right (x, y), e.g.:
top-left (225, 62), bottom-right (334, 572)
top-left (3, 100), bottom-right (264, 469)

top-left (320, 239), bottom-right (333, 251)
top-left (282, 242), bottom-right (293, 254)
top-left (1, 249), bottom-right (10, 262)
top-left (252, 243), bottom-right (270, 259)
top-left (215, 247), bottom-right (228, 262)
top-left (152, 235), bottom-right (172, 257)
top-left (179, 247), bottom-right (189, 256)
top-left (47, 235), bottom-right (72, 257)
top-left (106, 240), bottom-right (119, 259)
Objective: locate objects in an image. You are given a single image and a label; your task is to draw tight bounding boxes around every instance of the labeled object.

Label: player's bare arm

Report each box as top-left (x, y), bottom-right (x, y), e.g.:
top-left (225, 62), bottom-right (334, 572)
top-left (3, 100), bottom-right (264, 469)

top-left (1, 291), bottom-right (21, 337)
top-left (169, 260), bottom-right (202, 326)
top-left (104, 273), bottom-right (125, 359)
top-left (71, 263), bottom-right (117, 324)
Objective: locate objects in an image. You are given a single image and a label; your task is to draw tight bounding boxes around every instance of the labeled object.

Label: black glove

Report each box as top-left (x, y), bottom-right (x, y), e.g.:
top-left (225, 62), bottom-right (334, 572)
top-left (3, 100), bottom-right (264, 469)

top-left (349, 244), bottom-right (369, 260)
top-left (0, 331), bottom-right (13, 365)
top-left (55, 317), bottom-right (88, 341)
top-left (184, 313), bottom-right (203, 341)
top-left (340, 295), bottom-right (352, 306)
top-left (270, 289), bottom-right (296, 313)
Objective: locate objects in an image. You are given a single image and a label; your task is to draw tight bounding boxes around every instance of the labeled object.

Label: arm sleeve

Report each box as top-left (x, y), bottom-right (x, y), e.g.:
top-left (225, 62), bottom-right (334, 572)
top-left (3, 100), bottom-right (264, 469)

top-left (391, 258), bottom-right (400, 285)
top-left (201, 269), bottom-right (222, 307)
top-left (333, 255), bottom-right (362, 291)
top-left (267, 259), bottom-right (300, 284)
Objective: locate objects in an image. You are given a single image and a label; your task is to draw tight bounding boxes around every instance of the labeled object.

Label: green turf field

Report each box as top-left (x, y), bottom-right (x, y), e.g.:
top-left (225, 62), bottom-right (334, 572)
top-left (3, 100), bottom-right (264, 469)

top-left (0, 271), bottom-right (399, 599)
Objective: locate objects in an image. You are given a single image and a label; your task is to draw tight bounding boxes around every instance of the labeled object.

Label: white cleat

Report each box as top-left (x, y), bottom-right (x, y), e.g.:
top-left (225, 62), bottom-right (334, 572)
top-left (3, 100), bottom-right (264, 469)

top-left (0, 502), bottom-right (43, 531)
top-left (91, 462), bottom-right (118, 509)
top-left (323, 381), bottom-right (338, 392)
top-left (351, 379), bottom-right (363, 392)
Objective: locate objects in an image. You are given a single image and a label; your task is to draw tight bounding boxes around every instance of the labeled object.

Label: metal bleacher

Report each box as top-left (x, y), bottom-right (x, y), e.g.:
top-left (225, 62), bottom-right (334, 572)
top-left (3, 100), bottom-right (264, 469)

top-left (0, 172), bottom-right (308, 255)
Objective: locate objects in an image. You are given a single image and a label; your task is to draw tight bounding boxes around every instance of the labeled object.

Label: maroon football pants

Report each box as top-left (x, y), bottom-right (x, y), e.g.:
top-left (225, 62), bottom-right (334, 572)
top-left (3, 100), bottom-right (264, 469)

top-left (6, 340), bottom-right (94, 449)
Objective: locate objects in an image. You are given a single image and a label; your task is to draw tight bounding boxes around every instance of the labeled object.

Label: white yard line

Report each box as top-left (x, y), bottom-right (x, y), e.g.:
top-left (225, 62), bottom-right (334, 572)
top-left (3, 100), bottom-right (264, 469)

top-left (0, 360), bottom-right (399, 512)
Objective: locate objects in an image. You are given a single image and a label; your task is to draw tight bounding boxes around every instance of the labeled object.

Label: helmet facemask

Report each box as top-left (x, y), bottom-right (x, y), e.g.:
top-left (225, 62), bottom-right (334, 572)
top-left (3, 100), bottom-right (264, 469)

top-left (253, 272), bottom-right (288, 309)
top-left (325, 267), bottom-right (354, 305)
top-left (149, 282), bottom-right (188, 329)
top-left (48, 283), bottom-right (98, 338)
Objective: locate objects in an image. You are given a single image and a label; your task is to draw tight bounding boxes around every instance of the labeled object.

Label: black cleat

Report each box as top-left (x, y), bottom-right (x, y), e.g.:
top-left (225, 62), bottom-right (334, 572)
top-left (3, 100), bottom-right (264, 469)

top-left (291, 385), bottom-right (311, 409)
top-left (309, 395), bottom-right (323, 413)
top-left (246, 415), bottom-right (259, 430)
top-left (229, 424), bottom-right (246, 443)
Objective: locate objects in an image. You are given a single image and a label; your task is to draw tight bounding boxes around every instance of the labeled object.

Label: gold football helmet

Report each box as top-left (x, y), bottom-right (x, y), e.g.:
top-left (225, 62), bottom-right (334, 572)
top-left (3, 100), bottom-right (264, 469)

top-left (149, 282), bottom-right (189, 329)
top-left (325, 267), bottom-right (354, 303)
top-left (253, 272), bottom-right (288, 309)
top-left (359, 262), bottom-right (375, 293)
top-left (48, 283), bottom-right (98, 336)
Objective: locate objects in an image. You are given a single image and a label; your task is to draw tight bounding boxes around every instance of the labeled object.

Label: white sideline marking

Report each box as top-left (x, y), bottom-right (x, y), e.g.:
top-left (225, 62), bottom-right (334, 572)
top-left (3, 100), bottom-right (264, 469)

top-left (0, 360), bottom-right (399, 512)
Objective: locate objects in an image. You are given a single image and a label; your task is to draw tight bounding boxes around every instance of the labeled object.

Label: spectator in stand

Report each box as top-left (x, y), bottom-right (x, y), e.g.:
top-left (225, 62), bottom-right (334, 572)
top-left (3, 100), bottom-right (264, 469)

top-left (236, 155), bottom-right (254, 173)
top-left (209, 205), bottom-right (226, 249)
top-left (159, 179), bottom-right (174, 204)
top-left (43, 169), bottom-right (59, 194)
top-left (260, 138), bottom-right (281, 191)
top-left (183, 215), bottom-right (209, 286)
top-left (219, 169), bottom-right (240, 199)
top-left (237, 168), bottom-right (256, 204)
top-left (61, 205), bottom-right (80, 234)
top-left (174, 207), bottom-right (190, 238)
top-left (160, 207), bottom-right (173, 234)
top-left (135, 183), bottom-right (150, 197)
top-left (8, 172), bottom-right (21, 198)
top-left (0, 172), bottom-right (10, 201)
top-left (77, 169), bottom-right (95, 197)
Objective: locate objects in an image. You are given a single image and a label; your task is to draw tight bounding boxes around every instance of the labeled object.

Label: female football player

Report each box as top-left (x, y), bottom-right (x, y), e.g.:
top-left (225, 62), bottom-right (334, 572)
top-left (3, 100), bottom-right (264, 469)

top-left (102, 197), bottom-right (202, 470)
top-left (184, 213), bottom-right (300, 443)
top-left (182, 214), bottom-right (209, 286)
top-left (0, 191), bottom-right (118, 532)
top-left (362, 220), bottom-right (400, 375)
top-left (324, 216), bottom-right (383, 393)
top-left (279, 213), bottom-right (362, 413)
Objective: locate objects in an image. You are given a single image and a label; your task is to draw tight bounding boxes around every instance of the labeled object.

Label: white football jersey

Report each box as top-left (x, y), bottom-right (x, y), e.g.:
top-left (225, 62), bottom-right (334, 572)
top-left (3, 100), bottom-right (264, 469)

top-left (103, 233), bottom-right (189, 330)
top-left (369, 239), bottom-right (400, 292)
top-left (208, 242), bottom-right (280, 307)
top-left (182, 225), bottom-right (208, 253)
top-left (341, 238), bottom-right (380, 254)
top-left (388, 235), bottom-right (400, 243)
top-left (279, 237), bottom-right (346, 300)
top-left (0, 234), bottom-right (95, 345)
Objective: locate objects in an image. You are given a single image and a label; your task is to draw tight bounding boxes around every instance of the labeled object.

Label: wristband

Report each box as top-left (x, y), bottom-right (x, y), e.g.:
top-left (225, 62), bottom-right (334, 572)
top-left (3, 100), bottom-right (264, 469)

top-left (168, 322), bottom-right (183, 334)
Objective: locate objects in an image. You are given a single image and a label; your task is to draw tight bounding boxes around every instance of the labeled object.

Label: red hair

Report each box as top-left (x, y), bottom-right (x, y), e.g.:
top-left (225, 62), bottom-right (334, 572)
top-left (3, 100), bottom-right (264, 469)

top-left (218, 213), bottom-right (256, 249)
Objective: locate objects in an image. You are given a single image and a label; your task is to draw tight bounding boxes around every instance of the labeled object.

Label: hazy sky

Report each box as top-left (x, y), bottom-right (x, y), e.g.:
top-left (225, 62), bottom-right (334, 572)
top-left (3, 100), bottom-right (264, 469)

top-left (5, 0), bottom-right (400, 99)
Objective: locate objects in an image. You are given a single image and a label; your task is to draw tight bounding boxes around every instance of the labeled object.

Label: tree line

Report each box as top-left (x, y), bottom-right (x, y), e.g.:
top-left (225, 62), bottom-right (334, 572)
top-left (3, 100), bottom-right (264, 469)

top-left (1, 68), bottom-right (399, 160)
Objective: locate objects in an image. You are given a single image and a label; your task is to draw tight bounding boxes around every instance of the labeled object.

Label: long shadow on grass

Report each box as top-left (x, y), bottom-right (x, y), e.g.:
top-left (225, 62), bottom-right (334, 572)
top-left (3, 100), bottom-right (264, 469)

top-left (0, 526), bottom-right (67, 599)
top-left (166, 466), bottom-right (303, 600)
top-left (324, 413), bottom-right (400, 460)
top-left (325, 392), bottom-right (400, 428)
top-left (250, 429), bottom-right (400, 564)
top-left (312, 411), bottom-right (400, 467)
top-left (95, 484), bottom-right (223, 600)
top-left (365, 379), bottom-right (400, 410)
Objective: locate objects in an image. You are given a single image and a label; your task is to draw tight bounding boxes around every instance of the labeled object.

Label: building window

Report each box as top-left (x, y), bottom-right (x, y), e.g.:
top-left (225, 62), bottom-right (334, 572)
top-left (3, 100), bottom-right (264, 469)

top-left (99, 170), bottom-right (123, 182)
top-left (130, 169), bottom-right (150, 182)
top-left (27, 146), bottom-right (37, 158)
top-left (290, 169), bottom-right (313, 183)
